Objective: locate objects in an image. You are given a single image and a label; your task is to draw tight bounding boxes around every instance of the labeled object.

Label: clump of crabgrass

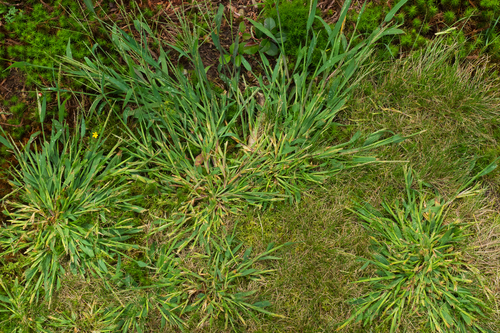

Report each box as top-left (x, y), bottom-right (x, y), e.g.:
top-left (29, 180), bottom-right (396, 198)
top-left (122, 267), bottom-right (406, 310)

top-left (340, 164), bottom-right (499, 332)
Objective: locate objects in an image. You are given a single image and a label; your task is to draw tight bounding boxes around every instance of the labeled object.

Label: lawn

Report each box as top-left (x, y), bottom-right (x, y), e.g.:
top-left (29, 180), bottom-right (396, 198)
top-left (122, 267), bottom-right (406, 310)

top-left (1, 0), bottom-right (500, 332)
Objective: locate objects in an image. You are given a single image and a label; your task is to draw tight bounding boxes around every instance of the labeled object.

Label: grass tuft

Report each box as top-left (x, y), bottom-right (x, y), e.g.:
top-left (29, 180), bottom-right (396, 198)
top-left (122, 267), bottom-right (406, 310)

top-left (341, 166), bottom-right (497, 332)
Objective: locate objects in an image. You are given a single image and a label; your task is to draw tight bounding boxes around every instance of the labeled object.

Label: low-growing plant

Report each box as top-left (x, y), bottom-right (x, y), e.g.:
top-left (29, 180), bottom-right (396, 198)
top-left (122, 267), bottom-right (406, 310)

top-left (0, 278), bottom-right (47, 332)
top-left (183, 234), bottom-right (289, 330)
top-left (0, 100), bottom-right (145, 305)
top-left (219, 22), bottom-right (259, 69)
top-left (339, 163), bottom-right (499, 332)
top-left (0, 6), bottom-right (22, 24)
top-left (252, 17), bottom-right (288, 56)
top-left (219, 18), bottom-right (288, 69)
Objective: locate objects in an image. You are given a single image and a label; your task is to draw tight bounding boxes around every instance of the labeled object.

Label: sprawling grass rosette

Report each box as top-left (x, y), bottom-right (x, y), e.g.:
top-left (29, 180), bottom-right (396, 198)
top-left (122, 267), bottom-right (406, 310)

top-left (0, 115), bottom-right (144, 305)
top-left (341, 166), bottom-right (496, 333)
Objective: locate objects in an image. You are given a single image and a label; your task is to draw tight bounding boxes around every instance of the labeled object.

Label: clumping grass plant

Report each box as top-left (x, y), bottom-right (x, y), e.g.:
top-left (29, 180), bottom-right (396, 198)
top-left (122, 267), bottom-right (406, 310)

top-left (340, 164), bottom-right (499, 332)
top-left (0, 97), bottom-right (145, 306)
top-left (181, 233), bottom-right (288, 330)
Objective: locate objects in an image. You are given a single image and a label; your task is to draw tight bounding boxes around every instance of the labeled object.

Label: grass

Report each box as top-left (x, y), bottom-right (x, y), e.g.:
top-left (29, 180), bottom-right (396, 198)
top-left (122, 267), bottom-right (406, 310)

top-left (341, 166), bottom-right (496, 332)
top-left (1, 0), bottom-right (500, 332)
top-left (0, 107), bottom-right (145, 307)
top-left (230, 37), bottom-right (500, 333)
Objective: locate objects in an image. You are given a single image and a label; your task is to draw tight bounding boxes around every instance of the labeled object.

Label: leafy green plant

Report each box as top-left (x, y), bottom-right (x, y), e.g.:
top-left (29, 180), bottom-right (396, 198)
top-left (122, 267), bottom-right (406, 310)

top-left (252, 17), bottom-right (288, 56)
top-left (218, 17), bottom-right (288, 70)
top-left (219, 17), bottom-right (288, 69)
top-left (0, 6), bottom-right (22, 24)
top-left (183, 234), bottom-right (289, 330)
top-left (0, 101), bottom-right (145, 305)
top-left (339, 164), bottom-right (499, 332)
top-left (219, 22), bottom-right (259, 69)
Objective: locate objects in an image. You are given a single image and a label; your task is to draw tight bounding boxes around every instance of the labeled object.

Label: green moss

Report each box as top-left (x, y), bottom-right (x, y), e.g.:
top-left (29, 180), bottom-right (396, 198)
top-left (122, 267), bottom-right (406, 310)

top-left (400, 34), bottom-right (413, 48)
top-left (395, 12), bottom-right (406, 24)
top-left (350, 4), bottom-right (388, 34)
top-left (421, 23), bottom-right (431, 34)
top-left (464, 7), bottom-right (476, 18)
top-left (407, 5), bottom-right (418, 18)
top-left (9, 102), bottom-right (25, 116)
top-left (444, 11), bottom-right (457, 24)
top-left (417, 0), bottom-right (427, 8)
top-left (143, 8), bottom-right (153, 18)
top-left (263, 0), bottom-right (328, 62)
top-left (416, 34), bottom-right (427, 47)
top-left (480, 0), bottom-right (500, 10)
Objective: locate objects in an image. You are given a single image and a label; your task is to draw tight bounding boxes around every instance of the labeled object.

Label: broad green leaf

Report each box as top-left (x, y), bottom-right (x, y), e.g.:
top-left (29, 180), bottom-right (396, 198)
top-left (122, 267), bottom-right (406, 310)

top-left (248, 18), bottom-right (277, 42)
top-left (82, 0), bottom-right (95, 14)
top-left (66, 38), bottom-right (73, 59)
top-left (264, 17), bottom-right (276, 31)
top-left (136, 260), bottom-right (148, 268)
top-left (260, 39), bottom-right (271, 53)
top-left (384, 0), bottom-right (409, 23)
top-left (265, 42), bottom-right (279, 56)
top-left (307, 0), bottom-right (318, 32)
top-left (243, 42), bottom-right (259, 54)
top-left (241, 56), bottom-right (252, 71)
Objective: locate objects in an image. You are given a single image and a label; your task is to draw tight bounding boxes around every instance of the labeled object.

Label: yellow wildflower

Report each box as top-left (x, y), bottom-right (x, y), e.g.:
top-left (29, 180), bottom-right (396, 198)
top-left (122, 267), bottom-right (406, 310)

top-left (92, 132), bottom-right (98, 138)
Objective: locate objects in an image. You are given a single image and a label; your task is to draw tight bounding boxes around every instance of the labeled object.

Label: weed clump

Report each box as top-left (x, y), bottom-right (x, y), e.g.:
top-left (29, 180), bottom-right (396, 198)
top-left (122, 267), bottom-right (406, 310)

top-left (341, 167), bottom-right (495, 332)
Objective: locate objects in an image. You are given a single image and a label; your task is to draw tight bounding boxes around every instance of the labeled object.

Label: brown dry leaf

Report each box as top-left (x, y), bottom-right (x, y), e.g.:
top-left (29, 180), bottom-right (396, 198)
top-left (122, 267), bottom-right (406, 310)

top-left (194, 153), bottom-right (204, 167)
top-left (247, 132), bottom-right (257, 150)
top-left (256, 92), bottom-right (265, 106)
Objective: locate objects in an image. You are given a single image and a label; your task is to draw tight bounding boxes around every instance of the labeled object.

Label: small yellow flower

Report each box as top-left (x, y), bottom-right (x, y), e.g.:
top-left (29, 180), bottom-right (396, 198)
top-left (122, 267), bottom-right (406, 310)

top-left (92, 132), bottom-right (98, 138)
